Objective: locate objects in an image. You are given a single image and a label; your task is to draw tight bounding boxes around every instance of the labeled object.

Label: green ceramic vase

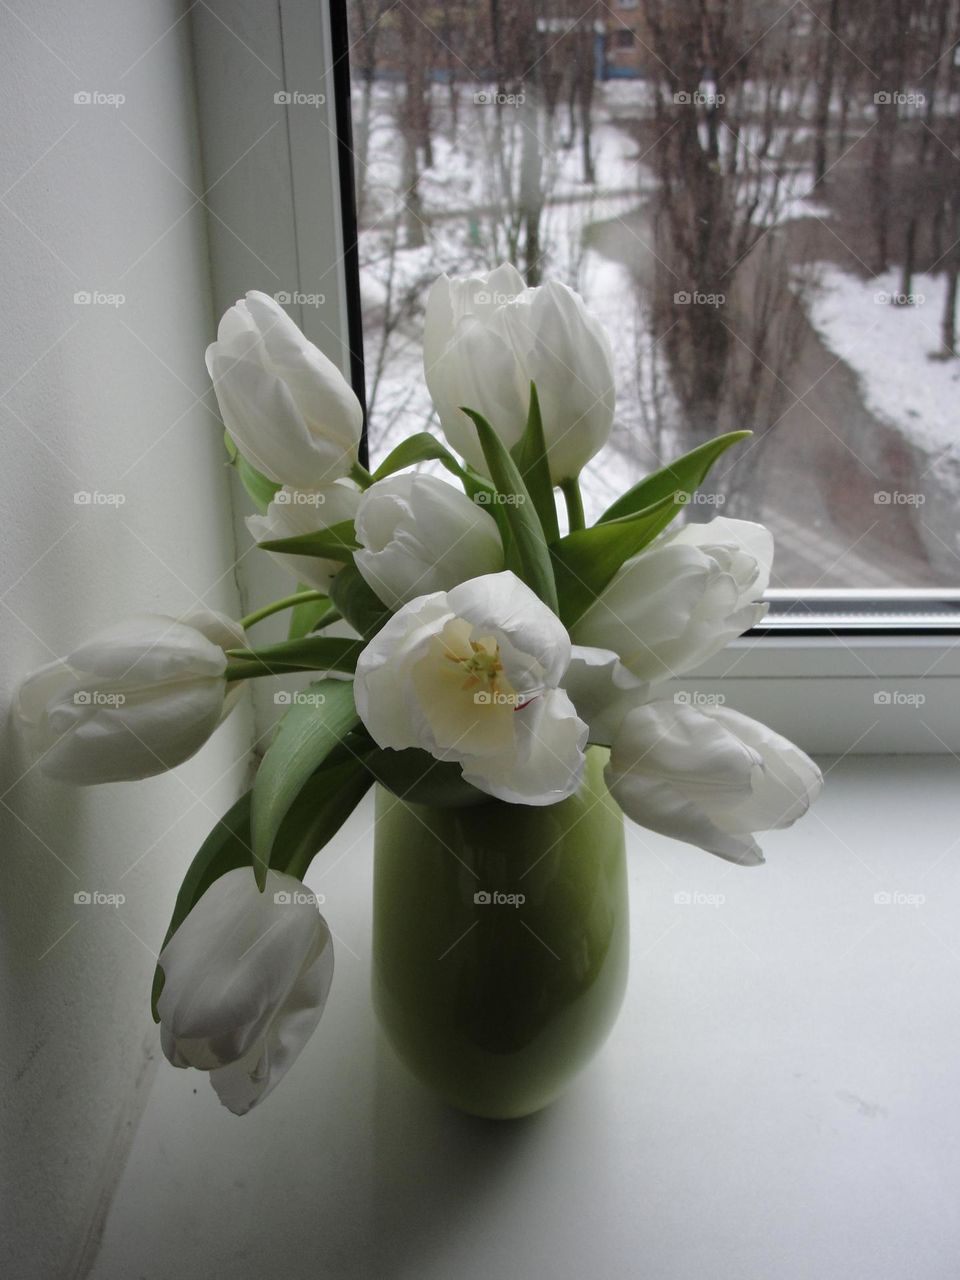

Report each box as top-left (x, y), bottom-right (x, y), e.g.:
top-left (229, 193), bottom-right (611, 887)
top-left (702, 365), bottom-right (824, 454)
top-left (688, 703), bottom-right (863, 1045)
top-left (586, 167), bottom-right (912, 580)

top-left (372, 747), bottom-right (629, 1119)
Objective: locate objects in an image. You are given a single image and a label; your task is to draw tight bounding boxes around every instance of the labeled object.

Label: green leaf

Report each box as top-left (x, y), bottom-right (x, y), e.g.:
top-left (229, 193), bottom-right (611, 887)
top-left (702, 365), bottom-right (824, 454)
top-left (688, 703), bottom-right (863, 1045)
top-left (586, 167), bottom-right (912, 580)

top-left (598, 430), bottom-right (751, 527)
top-left (464, 409), bottom-right (558, 612)
top-left (509, 383), bottom-right (560, 544)
top-left (224, 431), bottom-right (280, 513)
top-left (251, 678), bottom-right (360, 888)
top-left (552, 494), bottom-right (677, 627)
top-left (371, 430), bottom-right (499, 509)
top-left (280, 755), bottom-right (373, 880)
top-left (151, 753), bottom-right (373, 1020)
top-left (259, 518), bottom-right (359, 561)
top-left (288, 590), bottom-right (337, 640)
top-left (365, 747), bottom-right (489, 808)
top-left (329, 563), bottom-right (392, 640)
top-left (372, 432), bottom-right (470, 484)
top-left (224, 636), bottom-right (363, 680)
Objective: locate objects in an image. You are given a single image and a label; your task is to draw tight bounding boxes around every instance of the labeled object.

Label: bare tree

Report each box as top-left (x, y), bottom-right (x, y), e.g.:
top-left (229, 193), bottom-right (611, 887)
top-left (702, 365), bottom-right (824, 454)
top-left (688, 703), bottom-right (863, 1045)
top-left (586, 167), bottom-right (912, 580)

top-left (640, 0), bottom-right (815, 477)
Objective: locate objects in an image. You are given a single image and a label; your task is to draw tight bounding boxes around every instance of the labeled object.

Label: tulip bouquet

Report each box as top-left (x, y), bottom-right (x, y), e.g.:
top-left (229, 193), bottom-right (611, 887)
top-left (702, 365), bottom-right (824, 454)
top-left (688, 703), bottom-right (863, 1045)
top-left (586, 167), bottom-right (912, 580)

top-left (17, 264), bottom-right (821, 1114)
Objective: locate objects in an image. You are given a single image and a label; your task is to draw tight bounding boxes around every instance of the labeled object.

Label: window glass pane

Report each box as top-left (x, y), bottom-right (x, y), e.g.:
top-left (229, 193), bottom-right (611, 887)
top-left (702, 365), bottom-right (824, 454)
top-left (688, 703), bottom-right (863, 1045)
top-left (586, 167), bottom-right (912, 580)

top-left (345, 0), bottom-right (960, 590)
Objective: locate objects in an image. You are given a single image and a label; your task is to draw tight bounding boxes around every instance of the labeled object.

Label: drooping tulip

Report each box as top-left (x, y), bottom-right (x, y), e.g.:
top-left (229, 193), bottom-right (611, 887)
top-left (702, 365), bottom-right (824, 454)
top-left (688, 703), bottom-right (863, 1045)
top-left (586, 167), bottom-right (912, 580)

top-left (606, 699), bottom-right (822, 865)
top-left (16, 608), bottom-right (244, 784)
top-left (157, 868), bottom-right (334, 1114)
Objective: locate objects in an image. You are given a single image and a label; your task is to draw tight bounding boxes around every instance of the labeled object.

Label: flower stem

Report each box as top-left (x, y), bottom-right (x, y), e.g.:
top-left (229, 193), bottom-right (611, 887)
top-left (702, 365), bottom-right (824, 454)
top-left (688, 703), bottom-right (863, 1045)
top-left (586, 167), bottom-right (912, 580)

top-left (561, 477), bottom-right (586, 533)
top-left (350, 461), bottom-right (374, 489)
top-left (240, 591), bottom-right (329, 630)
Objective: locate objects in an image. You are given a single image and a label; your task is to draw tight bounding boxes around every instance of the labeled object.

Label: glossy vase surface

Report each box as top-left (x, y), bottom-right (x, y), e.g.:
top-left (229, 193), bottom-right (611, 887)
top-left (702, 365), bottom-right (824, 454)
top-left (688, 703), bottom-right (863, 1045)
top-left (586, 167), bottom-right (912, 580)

top-left (372, 748), bottom-right (629, 1118)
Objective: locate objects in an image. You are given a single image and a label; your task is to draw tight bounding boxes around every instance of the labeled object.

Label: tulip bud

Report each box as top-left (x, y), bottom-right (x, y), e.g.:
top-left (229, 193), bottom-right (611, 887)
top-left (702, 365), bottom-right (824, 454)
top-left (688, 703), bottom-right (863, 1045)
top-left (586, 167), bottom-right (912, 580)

top-left (246, 481), bottom-right (361, 592)
top-left (606, 699), bottom-right (822, 865)
top-left (573, 518), bottom-right (773, 683)
top-left (157, 868), bottom-right (334, 1114)
top-left (423, 265), bottom-right (615, 484)
top-left (206, 291), bottom-right (362, 488)
top-left (353, 472), bottom-right (503, 609)
top-left (16, 608), bottom-right (244, 784)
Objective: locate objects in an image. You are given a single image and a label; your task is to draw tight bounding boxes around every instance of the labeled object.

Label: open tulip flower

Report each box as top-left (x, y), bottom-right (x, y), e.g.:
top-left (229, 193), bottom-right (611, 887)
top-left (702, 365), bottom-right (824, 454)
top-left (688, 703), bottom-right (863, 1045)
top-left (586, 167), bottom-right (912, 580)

top-left (18, 268), bottom-right (822, 1111)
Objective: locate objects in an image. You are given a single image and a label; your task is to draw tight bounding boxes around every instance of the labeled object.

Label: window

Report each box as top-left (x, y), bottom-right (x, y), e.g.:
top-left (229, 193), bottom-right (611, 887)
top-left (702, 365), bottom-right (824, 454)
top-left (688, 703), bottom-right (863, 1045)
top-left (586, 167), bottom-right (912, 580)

top-left (342, 0), bottom-right (960, 602)
top-left (184, 0), bottom-right (960, 750)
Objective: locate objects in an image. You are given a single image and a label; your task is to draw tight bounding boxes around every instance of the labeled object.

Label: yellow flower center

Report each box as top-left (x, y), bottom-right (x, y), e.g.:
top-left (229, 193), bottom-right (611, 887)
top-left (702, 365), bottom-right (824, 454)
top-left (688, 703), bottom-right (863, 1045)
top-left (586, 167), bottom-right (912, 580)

top-left (446, 635), bottom-right (504, 696)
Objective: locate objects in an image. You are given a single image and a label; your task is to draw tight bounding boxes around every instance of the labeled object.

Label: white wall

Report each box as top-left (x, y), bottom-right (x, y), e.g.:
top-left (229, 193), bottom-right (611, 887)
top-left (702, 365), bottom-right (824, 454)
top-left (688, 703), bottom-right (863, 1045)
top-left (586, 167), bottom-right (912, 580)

top-left (0, 3), bottom-right (253, 1275)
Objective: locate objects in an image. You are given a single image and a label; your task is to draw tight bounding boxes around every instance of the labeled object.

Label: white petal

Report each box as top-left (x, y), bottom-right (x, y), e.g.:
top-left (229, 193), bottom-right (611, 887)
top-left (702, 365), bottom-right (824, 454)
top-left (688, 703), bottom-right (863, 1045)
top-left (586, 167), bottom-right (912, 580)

top-left (462, 688), bottom-right (588, 806)
top-left (606, 700), bottom-right (765, 864)
top-left (209, 912), bottom-right (334, 1115)
top-left (447, 571), bottom-right (571, 693)
top-left (563, 645), bottom-right (649, 745)
top-left (353, 592), bottom-right (455, 749)
top-left (354, 473), bottom-right (502, 608)
top-left (208, 350), bottom-right (341, 487)
top-left (670, 517), bottom-right (774, 597)
top-left (158, 869), bottom-right (332, 1107)
top-left (703, 706), bottom-right (823, 832)
top-left (247, 482), bottom-right (360, 592)
top-left (243, 292), bottom-right (363, 452)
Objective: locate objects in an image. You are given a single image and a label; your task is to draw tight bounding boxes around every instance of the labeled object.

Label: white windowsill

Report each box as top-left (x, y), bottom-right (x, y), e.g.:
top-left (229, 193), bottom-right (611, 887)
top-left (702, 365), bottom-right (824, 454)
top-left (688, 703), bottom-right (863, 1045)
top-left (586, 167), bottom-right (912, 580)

top-left (90, 753), bottom-right (960, 1280)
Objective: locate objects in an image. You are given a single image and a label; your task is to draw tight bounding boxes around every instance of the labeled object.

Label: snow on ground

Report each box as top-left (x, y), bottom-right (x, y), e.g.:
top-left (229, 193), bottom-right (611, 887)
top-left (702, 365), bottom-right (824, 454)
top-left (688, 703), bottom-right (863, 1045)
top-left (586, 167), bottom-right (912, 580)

top-left (807, 266), bottom-right (960, 455)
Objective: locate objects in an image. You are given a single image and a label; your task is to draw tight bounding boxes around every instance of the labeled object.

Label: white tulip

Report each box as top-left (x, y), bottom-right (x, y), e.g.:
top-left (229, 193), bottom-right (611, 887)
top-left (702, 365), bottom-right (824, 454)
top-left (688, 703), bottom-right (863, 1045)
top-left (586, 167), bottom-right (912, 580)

top-left (157, 868), bottom-right (334, 1115)
top-left (354, 570), bottom-right (588, 806)
top-left (573, 517), bottom-right (773, 682)
top-left (206, 291), bottom-right (362, 488)
top-left (247, 481), bottom-right (361, 592)
top-left (562, 645), bottom-right (649, 746)
top-left (423, 264), bottom-right (615, 484)
top-left (606, 700), bottom-right (822, 865)
top-left (16, 608), bottom-right (244, 784)
top-left (353, 472), bottom-right (503, 609)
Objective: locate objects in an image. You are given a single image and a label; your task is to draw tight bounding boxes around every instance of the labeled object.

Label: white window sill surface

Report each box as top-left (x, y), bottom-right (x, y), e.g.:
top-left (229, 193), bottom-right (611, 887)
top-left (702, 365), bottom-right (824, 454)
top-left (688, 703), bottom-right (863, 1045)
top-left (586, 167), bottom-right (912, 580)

top-left (91, 755), bottom-right (960, 1280)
